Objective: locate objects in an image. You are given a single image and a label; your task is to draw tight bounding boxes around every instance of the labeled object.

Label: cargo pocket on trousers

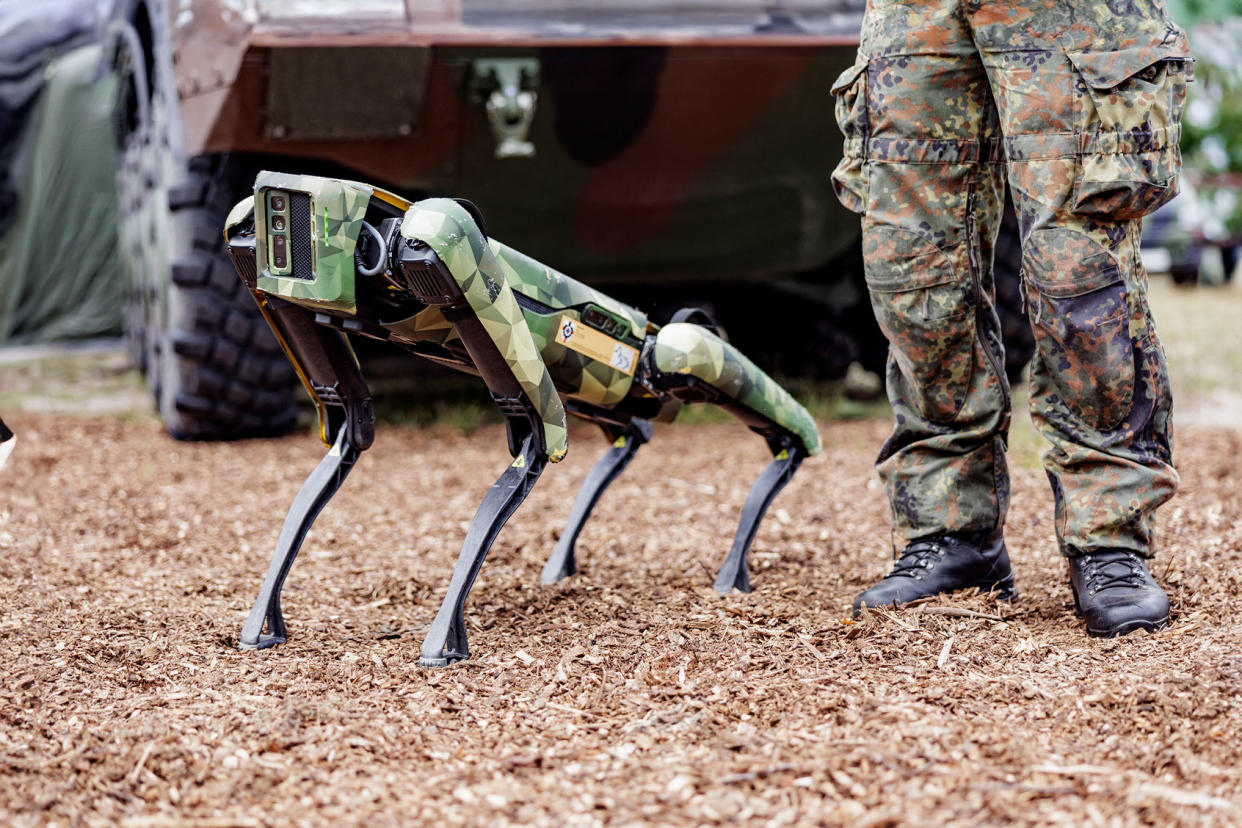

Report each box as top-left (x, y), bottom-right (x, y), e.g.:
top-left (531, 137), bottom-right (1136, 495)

top-left (1067, 45), bottom-right (1193, 220)
top-left (830, 59), bottom-right (870, 215)
top-left (864, 225), bottom-right (973, 422)
top-left (1024, 228), bottom-right (1134, 431)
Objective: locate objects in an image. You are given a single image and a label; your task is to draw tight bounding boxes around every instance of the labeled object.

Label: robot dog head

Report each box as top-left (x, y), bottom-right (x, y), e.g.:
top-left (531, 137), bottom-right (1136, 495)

top-left (225, 172), bottom-right (411, 314)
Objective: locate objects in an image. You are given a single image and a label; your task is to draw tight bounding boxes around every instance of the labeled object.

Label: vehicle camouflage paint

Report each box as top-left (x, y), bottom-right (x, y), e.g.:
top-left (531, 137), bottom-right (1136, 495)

top-left (161, 0), bottom-right (865, 283)
top-left (224, 170), bottom-right (820, 664)
top-left (109, 0), bottom-right (1028, 440)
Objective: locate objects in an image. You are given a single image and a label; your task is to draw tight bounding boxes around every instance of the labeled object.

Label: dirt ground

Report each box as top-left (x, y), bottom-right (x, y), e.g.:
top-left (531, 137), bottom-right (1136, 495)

top-left (0, 407), bottom-right (1239, 827)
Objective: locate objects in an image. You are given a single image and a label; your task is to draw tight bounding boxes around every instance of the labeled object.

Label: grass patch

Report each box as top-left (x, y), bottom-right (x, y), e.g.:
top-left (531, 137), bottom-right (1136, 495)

top-left (0, 344), bottom-right (151, 418)
top-left (1148, 274), bottom-right (1242, 405)
top-left (368, 373), bottom-right (503, 435)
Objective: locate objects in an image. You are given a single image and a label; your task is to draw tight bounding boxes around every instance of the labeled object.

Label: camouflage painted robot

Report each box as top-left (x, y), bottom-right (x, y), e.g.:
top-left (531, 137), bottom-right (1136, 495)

top-left (224, 172), bottom-right (822, 666)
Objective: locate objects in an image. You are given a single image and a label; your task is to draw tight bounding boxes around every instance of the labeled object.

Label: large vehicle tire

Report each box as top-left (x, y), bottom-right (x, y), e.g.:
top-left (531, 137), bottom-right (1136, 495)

top-left (152, 154), bottom-right (299, 439)
top-left (111, 8), bottom-right (298, 440)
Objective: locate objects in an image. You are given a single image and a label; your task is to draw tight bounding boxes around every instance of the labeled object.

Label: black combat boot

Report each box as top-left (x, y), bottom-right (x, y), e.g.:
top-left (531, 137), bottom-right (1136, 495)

top-left (1068, 549), bottom-right (1170, 637)
top-left (853, 530), bottom-right (1016, 617)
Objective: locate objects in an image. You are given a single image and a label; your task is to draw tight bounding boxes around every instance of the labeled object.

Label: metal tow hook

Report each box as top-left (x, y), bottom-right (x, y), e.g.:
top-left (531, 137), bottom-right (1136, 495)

top-left (471, 59), bottom-right (540, 160)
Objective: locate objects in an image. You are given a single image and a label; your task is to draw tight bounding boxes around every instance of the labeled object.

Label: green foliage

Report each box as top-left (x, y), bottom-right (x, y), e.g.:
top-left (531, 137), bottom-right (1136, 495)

top-left (1180, 19), bottom-right (1242, 177)
top-left (1168, 0), bottom-right (1238, 25)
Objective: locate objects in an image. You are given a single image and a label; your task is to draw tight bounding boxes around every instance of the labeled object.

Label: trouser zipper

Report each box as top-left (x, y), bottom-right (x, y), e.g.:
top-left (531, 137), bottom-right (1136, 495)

top-left (965, 185), bottom-right (1011, 410)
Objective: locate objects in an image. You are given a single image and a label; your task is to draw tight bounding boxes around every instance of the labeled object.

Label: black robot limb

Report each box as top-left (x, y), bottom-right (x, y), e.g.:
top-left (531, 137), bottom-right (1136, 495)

top-left (541, 414), bottom-right (654, 585)
top-left (238, 297), bottom-right (374, 650)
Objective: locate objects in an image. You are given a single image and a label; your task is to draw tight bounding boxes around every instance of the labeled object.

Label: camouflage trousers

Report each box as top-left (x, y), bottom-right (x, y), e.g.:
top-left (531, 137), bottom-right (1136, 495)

top-left (830, 0), bottom-right (1190, 556)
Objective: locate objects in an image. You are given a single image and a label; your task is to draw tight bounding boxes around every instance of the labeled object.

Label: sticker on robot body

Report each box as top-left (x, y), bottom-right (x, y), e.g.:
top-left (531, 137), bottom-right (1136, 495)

top-left (555, 315), bottom-right (638, 375)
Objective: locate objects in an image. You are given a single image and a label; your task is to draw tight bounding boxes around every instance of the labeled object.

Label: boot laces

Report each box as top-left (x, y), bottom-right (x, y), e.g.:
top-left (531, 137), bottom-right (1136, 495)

top-left (888, 537), bottom-right (948, 581)
top-left (1082, 550), bottom-right (1146, 595)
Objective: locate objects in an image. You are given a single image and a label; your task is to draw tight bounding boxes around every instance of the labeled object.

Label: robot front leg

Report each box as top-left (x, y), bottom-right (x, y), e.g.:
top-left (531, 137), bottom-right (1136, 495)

top-left (236, 296), bottom-right (375, 649)
top-left (397, 199), bottom-right (568, 664)
top-left (240, 424), bottom-right (361, 649)
top-left (418, 430), bottom-right (546, 666)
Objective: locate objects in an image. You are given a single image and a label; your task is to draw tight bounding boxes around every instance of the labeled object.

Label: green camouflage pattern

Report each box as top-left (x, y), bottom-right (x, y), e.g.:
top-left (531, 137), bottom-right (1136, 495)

top-left (230, 175), bottom-right (647, 439)
top-left (254, 172), bottom-right (375, 314)
top-left (833, 0), bottom-right (1187, 555)
top-left (224, 195), bottom-right (255, 233)
top-left (378, 244), bottom-right (648, 411)
top-left (231, 171), bottom-right (822, 466)
top-left (490, 242), bottom-right (643, 409)
top-left (401, 199), bottom-right (570, 462)
top-left (491, 243), bottom-right (647, 338)
top-left (380, 306), bottom-right (457, 345)
top-left (653, 323), bottom-right (822, 457)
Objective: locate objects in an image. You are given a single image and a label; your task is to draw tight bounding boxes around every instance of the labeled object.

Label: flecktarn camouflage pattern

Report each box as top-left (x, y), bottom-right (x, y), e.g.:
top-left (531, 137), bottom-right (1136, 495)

top-left (832, 0), bottom-right (1188, 556)
top-left (224, 171), bottom-right (821, 664)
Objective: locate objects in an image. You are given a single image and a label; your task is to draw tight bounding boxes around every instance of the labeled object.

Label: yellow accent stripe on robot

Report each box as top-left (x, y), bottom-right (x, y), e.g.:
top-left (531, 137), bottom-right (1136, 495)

top-left (554, 315), bottom-right (639, 376)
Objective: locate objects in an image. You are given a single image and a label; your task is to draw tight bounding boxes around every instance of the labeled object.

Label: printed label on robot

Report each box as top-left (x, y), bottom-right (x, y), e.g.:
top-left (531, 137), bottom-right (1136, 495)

top-left (609, 343), bottom-right (635, 374)
top-left (554, 315), bottom-right (638, 375)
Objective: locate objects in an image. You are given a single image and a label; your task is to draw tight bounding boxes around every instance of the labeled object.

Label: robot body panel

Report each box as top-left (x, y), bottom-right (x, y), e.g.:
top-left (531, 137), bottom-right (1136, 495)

top-left (489, 241), bottom-right (649, 338)
top-left (401, 199), bottom-right (570, 462)
top-left (379, 306), bottom-right (457, 347)
top-left (653, 323), bottom-right (822, 456)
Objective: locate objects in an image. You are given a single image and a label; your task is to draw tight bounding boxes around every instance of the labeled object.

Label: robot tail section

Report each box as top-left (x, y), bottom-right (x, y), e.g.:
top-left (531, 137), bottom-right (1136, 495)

top-left (651, 323), bottom-right (822, 457)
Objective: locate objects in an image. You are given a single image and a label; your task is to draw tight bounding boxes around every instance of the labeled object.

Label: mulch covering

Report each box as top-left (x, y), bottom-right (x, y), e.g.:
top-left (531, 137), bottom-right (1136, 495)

top-left (0, 414), bottom-right (1239, 826)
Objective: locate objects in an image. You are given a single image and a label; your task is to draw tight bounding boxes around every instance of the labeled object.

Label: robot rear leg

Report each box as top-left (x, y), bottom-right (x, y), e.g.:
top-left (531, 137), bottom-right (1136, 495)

top-left (646, 322), bottom-right (820, 594)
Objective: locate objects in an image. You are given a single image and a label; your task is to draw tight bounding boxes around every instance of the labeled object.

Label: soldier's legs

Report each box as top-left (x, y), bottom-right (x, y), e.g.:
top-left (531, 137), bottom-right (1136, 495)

top-left (837, 0), bottom-right (1022, 614)
top-left (836, 0), bottom-right (1188, 626)
top-left (971, 0), bottom-right (1184, 559)
top-left (833, 0), bottom-right (1012, 544)
top-left (969, 0), bottom-right (1187, 634)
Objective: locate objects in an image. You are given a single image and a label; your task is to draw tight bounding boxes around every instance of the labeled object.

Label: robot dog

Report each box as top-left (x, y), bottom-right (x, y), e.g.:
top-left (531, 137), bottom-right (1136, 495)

top-left (225, 172), bottom-right (821, 666)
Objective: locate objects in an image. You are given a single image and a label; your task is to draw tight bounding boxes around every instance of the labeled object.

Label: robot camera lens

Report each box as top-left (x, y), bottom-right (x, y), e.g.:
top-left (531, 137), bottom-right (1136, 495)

top-left (271, 194), bottom-right (286, 212)
top-left (272, 216), bottom-right (286, 231)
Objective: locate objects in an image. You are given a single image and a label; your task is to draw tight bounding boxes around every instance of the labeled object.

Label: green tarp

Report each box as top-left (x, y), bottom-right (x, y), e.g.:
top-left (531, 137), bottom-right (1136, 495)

top-left (0, 42), bottom-right (122, 344)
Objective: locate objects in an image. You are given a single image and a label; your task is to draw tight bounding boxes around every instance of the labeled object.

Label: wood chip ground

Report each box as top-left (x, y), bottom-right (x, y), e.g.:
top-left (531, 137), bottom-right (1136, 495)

top-left (1, 414), bottom-right (1239, 826)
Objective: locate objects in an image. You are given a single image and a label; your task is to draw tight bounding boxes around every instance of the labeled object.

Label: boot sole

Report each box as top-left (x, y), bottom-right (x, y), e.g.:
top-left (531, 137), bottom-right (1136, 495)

top-left (1085, 615), bottom-right (1170, 638)
top-left (967, 572), bottom-right (1018, 602)
top-left (1071, 583), bottom-right (1170, 637)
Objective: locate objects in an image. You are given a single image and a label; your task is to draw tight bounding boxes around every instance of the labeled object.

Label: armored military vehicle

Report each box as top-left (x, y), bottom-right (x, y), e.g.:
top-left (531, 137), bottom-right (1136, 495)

top-left (109, 0), bottom-right (1031, 439)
